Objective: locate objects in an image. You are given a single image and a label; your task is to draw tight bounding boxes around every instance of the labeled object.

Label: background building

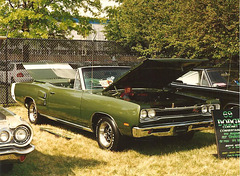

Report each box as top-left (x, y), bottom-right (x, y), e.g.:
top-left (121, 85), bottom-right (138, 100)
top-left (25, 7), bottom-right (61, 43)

top-left (71, 20), bottom-right (106, 40)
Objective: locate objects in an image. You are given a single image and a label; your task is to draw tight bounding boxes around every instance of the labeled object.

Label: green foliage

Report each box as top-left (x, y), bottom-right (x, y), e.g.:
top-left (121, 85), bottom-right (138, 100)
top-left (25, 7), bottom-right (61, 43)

top-left (105, 0), bottom-right (239, 64)
top-left (0, 0), bottom-right (101, 39)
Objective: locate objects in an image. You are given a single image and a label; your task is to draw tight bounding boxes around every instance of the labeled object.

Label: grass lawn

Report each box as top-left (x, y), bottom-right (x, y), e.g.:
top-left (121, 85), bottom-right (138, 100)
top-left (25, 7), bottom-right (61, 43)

top-left (3, 105), bottom-right (240, 176)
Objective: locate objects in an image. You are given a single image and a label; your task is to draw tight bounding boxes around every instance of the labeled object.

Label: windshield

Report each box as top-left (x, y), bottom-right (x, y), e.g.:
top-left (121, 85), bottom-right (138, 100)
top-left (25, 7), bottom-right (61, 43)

top-left (82, 67), bottom-right (130, 89)
top-left (207, 70), bottom-right (227, 84)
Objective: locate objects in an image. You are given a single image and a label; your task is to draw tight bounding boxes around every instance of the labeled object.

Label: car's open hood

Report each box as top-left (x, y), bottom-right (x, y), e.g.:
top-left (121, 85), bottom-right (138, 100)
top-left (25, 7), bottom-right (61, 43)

top-left (23, 63), bottom-right (76, 81)
top-left (104, 58), bottom-right (207, 91)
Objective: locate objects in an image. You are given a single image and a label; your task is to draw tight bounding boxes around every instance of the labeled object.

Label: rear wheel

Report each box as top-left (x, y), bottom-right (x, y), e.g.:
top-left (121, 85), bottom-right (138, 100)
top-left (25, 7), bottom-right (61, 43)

top-left (28, 101), bottom-right (42, 124)
top-left (96, 117), bottom-right (121, 151)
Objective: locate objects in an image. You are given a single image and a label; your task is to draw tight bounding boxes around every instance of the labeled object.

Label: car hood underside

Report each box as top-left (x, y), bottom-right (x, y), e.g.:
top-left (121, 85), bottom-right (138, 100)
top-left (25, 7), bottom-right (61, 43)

top-left (104, 58), bottom-right (206, 91)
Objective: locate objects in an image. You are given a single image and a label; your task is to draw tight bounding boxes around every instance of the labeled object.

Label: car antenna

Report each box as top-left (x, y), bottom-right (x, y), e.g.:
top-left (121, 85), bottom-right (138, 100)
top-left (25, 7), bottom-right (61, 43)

top-left (91, 52), bottom-right (94, 93)
top-left (91, 32), bottom-right (97, 93)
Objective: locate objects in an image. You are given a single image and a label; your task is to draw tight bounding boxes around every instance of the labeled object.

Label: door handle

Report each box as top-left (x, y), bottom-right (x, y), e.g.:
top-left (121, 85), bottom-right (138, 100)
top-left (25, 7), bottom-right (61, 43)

top-left (50, 92), bottom-right (55, 95)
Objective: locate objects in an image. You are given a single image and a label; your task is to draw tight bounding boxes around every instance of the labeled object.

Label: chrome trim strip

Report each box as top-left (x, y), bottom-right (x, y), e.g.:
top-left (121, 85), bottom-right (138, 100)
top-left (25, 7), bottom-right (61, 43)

top-left (11, 83), bottom-right (16, 101)
top-left (132, 120), bottom-right (213, 138)
top-left (157, 105), bottom-right (201, 111)
top-left (41, 114), bottom-right (93, 132)
top-left (0, 144), bottom-right (35, 156)
top-left (201, 71), bottom-right (211, 87)
top-left (204, 69), bottom-right (213, 87)
top-left (79, 68), bottom-right (86, 90)
top-left (155, 113), bottom-right (210, 120)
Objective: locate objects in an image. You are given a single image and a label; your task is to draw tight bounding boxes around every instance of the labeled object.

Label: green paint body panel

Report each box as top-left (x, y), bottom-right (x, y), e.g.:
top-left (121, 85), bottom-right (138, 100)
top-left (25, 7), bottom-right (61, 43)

top-left (14, 82), bottom-right (140, 136)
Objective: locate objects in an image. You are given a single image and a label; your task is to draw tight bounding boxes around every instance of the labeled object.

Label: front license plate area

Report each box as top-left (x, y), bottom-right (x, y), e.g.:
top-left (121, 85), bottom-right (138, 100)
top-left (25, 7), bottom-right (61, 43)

top-left (174, 126), bottom-right (188, 134)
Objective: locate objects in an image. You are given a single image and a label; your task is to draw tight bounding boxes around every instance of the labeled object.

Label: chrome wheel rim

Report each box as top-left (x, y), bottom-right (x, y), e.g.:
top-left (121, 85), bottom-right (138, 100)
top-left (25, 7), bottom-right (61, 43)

top-left (29, 104), bottom-right (37, 122)
top-left (99, 121), bottom-right (113, 148)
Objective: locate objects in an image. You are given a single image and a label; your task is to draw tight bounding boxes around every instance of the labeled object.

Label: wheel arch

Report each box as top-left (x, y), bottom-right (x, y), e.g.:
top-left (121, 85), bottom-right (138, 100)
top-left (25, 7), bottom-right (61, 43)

top-left (91, 112), bottom-right (120, 134)
top-left (24, 97), bottom-right (35, 109)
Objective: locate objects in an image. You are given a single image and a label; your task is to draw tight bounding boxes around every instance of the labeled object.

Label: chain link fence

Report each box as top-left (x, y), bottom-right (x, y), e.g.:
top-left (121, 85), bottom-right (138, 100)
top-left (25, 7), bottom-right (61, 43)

top-left (0, 38), bottom-right (139, 106)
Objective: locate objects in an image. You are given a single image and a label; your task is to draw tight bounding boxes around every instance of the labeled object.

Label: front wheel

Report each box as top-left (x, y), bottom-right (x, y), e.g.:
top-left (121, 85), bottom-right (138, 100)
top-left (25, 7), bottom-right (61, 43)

top-left (28, 101), bottom-right (42, 124)
top-left (96, 117), bottom-right (121, 151)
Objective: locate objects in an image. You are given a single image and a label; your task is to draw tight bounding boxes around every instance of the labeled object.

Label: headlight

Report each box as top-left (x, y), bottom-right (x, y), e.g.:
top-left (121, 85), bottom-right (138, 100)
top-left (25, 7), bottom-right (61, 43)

top-left (148, 109), bottom-right (156, 118)
top-left (140, 109), bottom-right (156, 120)
top-left (14, 126), bottom-right (31, 144)
top-left (201, 105), bottom-right (208, 113)
top-left (0, 130), bottom-right (10, 142)
top-left (208, 105), bottom-right (215, 113)
top-left (140, 110), bottom-right (147, 119)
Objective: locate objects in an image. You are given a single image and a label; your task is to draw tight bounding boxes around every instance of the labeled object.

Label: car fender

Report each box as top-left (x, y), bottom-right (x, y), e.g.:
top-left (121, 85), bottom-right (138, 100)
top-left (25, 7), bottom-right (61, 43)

top-left (14, 82), bottom-right (49, 114)
top-left (81, 93), bottom-right (140, 136)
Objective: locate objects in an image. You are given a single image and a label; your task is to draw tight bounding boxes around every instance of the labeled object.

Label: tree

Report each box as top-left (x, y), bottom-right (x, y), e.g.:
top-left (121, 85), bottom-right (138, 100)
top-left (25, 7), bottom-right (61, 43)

top-left (0, 0), bottom-right (101, 39)
top-left (105, 0), bottom-right (239, 65)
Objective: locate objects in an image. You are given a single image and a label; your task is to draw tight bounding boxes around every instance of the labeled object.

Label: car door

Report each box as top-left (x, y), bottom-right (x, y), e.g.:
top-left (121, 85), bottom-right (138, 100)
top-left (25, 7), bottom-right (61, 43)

top-left (46, 86), bottom-right (84, 125)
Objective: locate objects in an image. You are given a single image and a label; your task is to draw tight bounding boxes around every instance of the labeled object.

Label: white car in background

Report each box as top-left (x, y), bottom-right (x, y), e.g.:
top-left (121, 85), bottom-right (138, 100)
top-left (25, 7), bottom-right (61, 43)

top-left (177, 68), bottom-right (228, 88)
top-left (0, 62), bottom-right (32, 84)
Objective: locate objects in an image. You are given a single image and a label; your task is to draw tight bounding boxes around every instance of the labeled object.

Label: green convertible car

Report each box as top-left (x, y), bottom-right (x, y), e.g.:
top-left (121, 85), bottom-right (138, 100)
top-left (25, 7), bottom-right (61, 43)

top-left (11, 59), bottom-right (220, 151)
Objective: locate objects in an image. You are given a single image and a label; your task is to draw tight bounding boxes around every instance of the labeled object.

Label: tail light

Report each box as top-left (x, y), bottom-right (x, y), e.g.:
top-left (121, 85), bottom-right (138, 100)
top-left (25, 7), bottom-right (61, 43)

top-left (17, 73), bottom-right (24, 77)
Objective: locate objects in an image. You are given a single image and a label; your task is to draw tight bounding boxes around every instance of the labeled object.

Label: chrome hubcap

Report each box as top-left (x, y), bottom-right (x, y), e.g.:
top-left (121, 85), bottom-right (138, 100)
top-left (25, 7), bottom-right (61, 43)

top-left (99, 121), bottom-right (113, 148)
top-left (29, 104), bottom-right (37, 122)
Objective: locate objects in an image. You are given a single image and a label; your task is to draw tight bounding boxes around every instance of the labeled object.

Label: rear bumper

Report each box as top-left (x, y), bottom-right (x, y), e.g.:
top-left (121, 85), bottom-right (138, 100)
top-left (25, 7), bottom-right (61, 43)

top-left (0, 144), bottom-right (35, 163)
top-left (132, 120), bottom-right (213, 138)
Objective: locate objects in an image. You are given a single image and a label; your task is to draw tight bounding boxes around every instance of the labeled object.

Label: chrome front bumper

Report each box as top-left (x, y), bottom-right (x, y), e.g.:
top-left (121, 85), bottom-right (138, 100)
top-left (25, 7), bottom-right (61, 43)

top-left (0, 144), bottom-right (35, 162)
top-left (132, 120), bottom-right (213, 138)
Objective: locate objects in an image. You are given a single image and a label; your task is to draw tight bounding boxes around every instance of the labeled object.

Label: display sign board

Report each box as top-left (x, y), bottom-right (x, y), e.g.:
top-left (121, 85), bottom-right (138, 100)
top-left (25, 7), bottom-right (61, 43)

top-left (212, 109), bottom-right (240, 158)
